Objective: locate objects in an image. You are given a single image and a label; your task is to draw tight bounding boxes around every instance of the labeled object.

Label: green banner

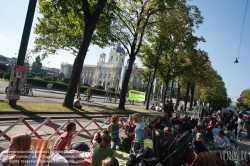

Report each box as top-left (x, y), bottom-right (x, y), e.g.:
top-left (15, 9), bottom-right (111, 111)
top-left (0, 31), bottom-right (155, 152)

top-left (128, 90), bottom-right (146, 101)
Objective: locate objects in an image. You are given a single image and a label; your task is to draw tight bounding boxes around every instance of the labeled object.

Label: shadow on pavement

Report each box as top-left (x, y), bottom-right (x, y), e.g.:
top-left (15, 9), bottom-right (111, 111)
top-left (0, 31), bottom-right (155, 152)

top-left (9, 104), bottom-right (43, 123)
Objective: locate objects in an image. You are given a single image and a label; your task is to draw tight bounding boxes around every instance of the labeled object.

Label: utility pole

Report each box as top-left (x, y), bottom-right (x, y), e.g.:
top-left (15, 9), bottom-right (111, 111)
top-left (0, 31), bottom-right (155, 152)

top-left (9, 0), bottom-right (37, 105)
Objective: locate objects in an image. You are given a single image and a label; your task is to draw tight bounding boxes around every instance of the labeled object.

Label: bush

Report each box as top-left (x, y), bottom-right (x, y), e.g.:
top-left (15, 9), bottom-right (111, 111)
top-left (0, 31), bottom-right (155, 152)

top-left (0, 63), bottom-right (7, 72)
top-left (93, 85), bottom-right (105, 90)
top-left (27, 74), bottom-right (34, 78)
top-left (44, 77), bottom-right (52, 81)
top-left (108, 87), bottom-right (116, 92)
top-left (36, 73), bottom-right (43, 78)
top-left (3, 72), bottom-right (11, 80)
top-left (82, 83), bottom-right (90, 87)
top-left (0, 71), bottom-right (5, 78)
top-left (63, 78), bottom-right (70, 84)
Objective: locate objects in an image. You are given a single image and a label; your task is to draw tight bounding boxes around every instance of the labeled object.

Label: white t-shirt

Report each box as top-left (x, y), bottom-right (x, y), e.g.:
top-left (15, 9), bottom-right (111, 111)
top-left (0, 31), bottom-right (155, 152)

top-left (0, 150), bottom-right (37, 166)
top-left (214, 135), bottom-right (231, 149)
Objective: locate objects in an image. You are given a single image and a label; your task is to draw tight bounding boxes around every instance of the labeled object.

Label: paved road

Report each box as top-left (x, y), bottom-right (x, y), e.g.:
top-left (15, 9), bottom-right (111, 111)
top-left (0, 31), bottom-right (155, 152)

top-left (0, 80), bottom-right (146, 108)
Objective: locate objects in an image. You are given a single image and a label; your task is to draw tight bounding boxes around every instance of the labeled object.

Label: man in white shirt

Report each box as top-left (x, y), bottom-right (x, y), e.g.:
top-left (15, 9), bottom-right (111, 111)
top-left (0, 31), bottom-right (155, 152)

top-left (212, 123), bottom-right (220, 138)
top-left (214, 131), bottom-right (232, 151)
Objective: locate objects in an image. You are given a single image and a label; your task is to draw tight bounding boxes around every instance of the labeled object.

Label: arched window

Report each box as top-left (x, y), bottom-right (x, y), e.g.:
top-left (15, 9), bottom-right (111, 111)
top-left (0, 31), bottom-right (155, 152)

top-left (110, 56), bottom-right (113, 61)
top-left (122, 58), bottom-right (124, 63)
top-left (100, 73), bottom-right (103, 78)
top-left (99, 81), bottom-right (102, 85)
top-left (90, 80), bottom-right (92, 84)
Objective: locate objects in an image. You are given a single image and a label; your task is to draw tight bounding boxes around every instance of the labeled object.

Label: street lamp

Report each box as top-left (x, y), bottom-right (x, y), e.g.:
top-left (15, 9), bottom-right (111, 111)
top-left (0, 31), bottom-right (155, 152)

top-left (234, 58), bottom-right (239, 63)
top-left (6, 63), bottom-right (9, 72)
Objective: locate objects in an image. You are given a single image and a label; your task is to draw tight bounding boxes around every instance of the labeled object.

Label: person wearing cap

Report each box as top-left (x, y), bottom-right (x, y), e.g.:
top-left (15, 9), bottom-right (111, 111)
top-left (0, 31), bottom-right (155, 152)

top-left (190, 141), bottom-right (223, 166)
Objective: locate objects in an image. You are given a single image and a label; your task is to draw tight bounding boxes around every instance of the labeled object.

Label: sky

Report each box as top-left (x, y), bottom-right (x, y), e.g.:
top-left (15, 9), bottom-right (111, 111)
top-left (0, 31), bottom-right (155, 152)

top-left (0, 0), bottom-right (249, 102)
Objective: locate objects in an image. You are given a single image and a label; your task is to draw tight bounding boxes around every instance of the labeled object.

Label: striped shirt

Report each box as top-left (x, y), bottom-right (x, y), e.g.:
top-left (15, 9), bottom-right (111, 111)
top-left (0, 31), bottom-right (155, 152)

top-left (190, 151), bottom-right (223, 166)
top-left (111, 123), bottom-right (119, 139)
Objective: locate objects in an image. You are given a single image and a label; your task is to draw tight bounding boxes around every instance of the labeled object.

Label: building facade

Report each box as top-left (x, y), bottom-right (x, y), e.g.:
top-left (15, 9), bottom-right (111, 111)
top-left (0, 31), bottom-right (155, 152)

top-left (61, 44), bottom-right (132, 89)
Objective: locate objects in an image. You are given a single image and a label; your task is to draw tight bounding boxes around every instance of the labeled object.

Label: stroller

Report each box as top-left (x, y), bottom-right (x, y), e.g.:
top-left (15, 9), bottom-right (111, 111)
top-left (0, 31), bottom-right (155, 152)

top-left (127, 129), bottom-right (192, 166)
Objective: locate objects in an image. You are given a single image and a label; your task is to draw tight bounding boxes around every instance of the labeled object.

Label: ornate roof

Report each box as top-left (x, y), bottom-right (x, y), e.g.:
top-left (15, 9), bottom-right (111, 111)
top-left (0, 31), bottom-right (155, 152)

top-left (113, 44), bottom-right (125, 55)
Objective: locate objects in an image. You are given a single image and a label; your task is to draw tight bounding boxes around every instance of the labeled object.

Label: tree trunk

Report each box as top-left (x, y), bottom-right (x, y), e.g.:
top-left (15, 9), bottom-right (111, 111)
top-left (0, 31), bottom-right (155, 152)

top-left (77, 79), bottom-right (81, 98)
top-left (163, 82), bottom-right (168, 107)
top-left (190, 85), bottom-right (195, 111)
top-left (175, 82), bottom-right (181, 110)
top-left (184, 82), bottom-right (191, 113)
top-left (144, 72), bottom-right (152, 105)
top-left (118, 56), bottom-right (135, 110)
top-left (169, 78), bottom-right (175, 99)
top-left (63, 1), bottom-right (107, 108)
top-left (146, 67), bottom-right (157, 110)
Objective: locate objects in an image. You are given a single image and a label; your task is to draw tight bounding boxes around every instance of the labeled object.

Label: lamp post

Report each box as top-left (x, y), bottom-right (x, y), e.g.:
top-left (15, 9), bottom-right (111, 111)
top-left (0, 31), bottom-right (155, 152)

top-left (115, 76), bottom-right (120, 103)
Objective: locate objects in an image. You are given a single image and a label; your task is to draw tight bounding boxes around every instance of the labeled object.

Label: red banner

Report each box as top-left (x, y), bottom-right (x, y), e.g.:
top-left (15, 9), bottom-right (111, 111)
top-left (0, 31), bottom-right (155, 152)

top-left (14, 64), bottom-right (26, 73)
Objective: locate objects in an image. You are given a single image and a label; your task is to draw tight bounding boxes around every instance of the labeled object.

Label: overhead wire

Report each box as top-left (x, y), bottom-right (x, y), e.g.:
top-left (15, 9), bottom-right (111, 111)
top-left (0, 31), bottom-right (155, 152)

top-left (237, 0), bottom-right (249, 60)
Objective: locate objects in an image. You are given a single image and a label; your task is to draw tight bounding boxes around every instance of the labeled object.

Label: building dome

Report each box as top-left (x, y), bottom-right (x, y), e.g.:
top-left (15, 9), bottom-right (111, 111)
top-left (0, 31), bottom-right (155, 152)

top-left (112, 44), bottom-right (125, 55)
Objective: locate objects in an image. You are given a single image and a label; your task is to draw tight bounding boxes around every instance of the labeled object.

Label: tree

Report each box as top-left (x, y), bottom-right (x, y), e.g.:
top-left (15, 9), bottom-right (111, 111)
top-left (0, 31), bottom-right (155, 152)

top-left (33, 0), bottom-right (117, 108)
top-left (108, 0), bottom-right (203, 110)
top-left (0, 63), bottom-right (7, 72)
top-left (236, 89), bottom-right (250, 110)
top-left (139, 31), bottom-right (167, 110)
top-left (31, 56), bottom-right (42, 73)
top-left (57, 72), bottom-right (65, 81)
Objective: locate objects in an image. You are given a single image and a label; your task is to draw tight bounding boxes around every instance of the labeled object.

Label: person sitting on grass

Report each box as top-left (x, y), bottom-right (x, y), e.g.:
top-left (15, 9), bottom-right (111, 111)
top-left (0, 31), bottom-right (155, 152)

top-left (0, 134), bottom-right (37, 166)
top-left (73, 97), bottom-right (83, 109)
top-left (91, 130), bottom-right (109, 145)
top-left (107, 114), bottom-right (125, 150)
top-left (91, 134), bottom-right (114, 166)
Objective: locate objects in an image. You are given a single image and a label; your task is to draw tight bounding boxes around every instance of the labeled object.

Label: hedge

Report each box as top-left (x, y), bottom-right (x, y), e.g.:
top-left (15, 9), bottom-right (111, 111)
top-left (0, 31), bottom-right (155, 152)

top-left (27, 78), bottom-right (118, 96)
top-left (0, 72), bottom-right (4, 78)
top-left (3, 72), bottom-right (11, 80)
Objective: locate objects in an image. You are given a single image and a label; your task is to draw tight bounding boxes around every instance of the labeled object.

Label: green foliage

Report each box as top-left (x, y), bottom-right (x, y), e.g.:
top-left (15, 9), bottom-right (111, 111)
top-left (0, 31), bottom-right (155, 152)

top-left (36, 73), bottom-right (43, 78)
top-left (3, 72), bottom-right (11, 80)
top-left (237, 89), bottom-right (250, 110)
top-left (33, 0), bottom-right (116, 59)
top-left (28, 74), bottom-right (34, 78)
top-left (108, 87), bottom-right (116, 92)
top-left (0, 63), bottom-right (7, 72)
top-left (57, 72), bottom-right (65, 81)
top-left (93, 85), bottom-right (105, 90)
top-left (82, 83), bottom-right (90, 87)
top-left (44, 77), bottom-right (52, 81)
top-left (63, 78), bottom-right (70, 84)
top-left (0, 71), bottom-right (5, 78)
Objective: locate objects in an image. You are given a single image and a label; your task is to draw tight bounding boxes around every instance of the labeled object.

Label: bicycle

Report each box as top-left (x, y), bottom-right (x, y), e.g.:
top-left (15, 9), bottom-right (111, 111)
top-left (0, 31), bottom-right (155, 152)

top-left (5, 84), bottom-right (33, 96)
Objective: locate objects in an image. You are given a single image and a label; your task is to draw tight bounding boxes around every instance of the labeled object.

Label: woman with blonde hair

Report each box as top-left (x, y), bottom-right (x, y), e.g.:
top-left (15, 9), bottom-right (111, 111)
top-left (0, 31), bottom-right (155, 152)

top-left (0, 134), bottom-right (37, 166)
top-left (102, 157), bottom-right (119, 166)
top-left (131, 113), bottom-right (151, 153)
top-left (91, 134), bottom-right (114, 166)
top-left (107, 114), bottom-right (124, 150)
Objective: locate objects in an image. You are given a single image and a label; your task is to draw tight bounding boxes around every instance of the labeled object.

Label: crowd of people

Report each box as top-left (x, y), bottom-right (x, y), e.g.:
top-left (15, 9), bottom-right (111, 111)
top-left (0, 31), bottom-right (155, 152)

top-left (1, 107), bottom-right (250, 166)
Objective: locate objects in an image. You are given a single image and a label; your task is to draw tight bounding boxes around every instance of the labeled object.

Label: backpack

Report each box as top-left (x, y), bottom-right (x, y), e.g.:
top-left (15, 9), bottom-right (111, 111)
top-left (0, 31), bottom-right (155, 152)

top-left (70, 142), bottom-right (90, 152)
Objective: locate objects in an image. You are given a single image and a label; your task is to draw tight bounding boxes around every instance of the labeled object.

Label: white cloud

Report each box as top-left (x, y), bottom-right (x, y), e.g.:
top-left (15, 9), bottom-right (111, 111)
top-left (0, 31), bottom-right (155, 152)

top-left (42, 54), bottom-right (73, 69)
top-left (0, 35), bottom-right (11, 42)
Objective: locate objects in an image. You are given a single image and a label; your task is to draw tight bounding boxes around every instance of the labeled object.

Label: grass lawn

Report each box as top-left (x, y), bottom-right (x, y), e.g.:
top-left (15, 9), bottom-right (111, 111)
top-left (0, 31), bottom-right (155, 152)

top-left (0, 100), bottom-right (157, 114)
